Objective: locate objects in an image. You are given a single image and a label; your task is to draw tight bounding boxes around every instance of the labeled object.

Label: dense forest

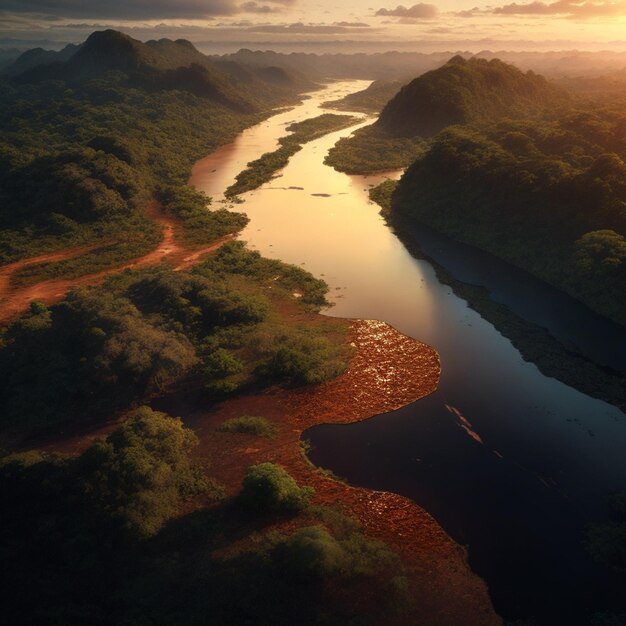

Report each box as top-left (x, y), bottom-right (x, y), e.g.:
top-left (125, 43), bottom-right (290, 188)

top-left (391, 107), bottom-right (626, 326)
top-left (0, 30), bottom-right (306, 272)
top-left (377, 56), bottom-right (565, 138)
top-left (0, 32), bottom-right (419, 624)
top-left (325, 55), bottom-right (626, 328)
top-left (326, 56), bottom-right (567, 174)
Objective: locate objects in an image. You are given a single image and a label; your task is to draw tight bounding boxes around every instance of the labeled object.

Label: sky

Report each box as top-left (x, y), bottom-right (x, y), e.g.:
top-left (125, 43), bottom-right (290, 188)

top-left (1, 0), bottom-right (626, 51)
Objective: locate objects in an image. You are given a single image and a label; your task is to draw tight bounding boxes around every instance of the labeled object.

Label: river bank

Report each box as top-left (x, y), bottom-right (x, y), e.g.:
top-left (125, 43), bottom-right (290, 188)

top-left (153, 319), bottom-right (500, 626)
top-left (189, 79), bottom-right (626, 623)
top-left (383, 213), bottom-right (626, 413)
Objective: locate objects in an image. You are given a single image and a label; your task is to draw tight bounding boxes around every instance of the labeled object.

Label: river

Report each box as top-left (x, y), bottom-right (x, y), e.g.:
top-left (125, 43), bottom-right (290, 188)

top-left (190, 80), bottom-right (626, 624)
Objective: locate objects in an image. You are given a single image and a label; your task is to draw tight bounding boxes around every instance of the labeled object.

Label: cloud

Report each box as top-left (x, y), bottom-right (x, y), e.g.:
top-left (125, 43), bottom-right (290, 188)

top-left (0, 0), bottom-right (295, 20)
top-left (333, 21), bottom-right (370, 27)
top-left (240, 1), bottom-right (281, 13)
top-left (492, 0), bottom-right (626, 17)
top-left (455, 7), bottom-right (483, 16)
top-left (375, 3), bottom-right (438, 18)
top-left (247, 22), bottom-right (373, 33)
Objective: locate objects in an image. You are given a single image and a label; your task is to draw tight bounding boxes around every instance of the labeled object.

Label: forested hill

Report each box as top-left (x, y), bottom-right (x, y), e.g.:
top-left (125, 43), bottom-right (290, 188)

top-left (377, 55), bottom-right (565, 138)
top-left (391, 112), bottom-right (626, 327)
top-left (3, 43), bottom-right (79, 76)
top-left (0, 29), bottom-right (308, 269)
top-left (8, 30), bottom-right (309, 111)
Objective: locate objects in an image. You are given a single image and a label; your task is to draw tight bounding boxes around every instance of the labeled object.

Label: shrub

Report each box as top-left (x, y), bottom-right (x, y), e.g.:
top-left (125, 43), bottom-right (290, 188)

top-left (274, 526), bottom-right (345, 580)
top-left (272, 522), bottom-right (396, 582)
top-left (256, 334), bottom-right (347, 386)
top-left (78, 406), bottom-right (208, 537)
top-left (237, 462), bottom-right (313, 513)
top-left (217, 416), bottom-right (277, 438)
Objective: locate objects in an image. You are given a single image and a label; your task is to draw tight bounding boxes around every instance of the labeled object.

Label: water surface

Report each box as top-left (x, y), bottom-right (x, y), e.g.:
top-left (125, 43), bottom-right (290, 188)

top-left (191, 81), bottom-right (626, 623)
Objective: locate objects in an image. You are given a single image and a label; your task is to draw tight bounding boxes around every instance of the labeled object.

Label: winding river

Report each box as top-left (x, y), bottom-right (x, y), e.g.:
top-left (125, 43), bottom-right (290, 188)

top-left (191, 80), bottom-right (626, 623)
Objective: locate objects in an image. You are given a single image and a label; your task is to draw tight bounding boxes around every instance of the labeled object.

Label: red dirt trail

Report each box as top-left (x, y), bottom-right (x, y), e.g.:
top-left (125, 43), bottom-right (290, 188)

top-left (0, 201), bottom-right (234, 324)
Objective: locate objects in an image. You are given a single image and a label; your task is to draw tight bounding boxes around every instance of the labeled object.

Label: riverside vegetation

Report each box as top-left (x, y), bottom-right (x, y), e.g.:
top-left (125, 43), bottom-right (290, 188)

top-left (330, 55), bottom-right (625, 328)
top-left (0, 33), bottom-right (420, 623)
top-left (0, 241), bottom-right (350, 433)
top-left (225, 113), bottom-right (359, 197)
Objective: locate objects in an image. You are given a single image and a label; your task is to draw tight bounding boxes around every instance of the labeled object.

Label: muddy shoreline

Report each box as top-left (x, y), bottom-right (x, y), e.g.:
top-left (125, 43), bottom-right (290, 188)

top-left (154, 319), bottom-right (501, 626)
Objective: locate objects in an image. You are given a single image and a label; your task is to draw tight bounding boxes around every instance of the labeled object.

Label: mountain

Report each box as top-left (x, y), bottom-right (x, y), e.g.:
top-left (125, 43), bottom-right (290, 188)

top-left (377, 55), bottom-right (565, 138)
top-left (10, 30), bottom-right (307, 112)
top-left (4, 44), bottom-right (79, 76)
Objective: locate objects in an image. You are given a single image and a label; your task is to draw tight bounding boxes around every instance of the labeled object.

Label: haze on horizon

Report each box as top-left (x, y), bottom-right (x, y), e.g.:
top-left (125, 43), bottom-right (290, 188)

top-left (1, 0), bottom-right (626, 52)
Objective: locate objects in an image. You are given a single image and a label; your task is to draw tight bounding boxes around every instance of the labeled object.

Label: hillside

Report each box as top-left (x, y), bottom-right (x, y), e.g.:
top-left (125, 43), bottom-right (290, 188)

top-left (0, 30), bottom-right (307, 274)
top-left (3, 43), bottom-right (79, 76)
top-left (390, 110), bottom-right (626, 326)
top-left (11, 31), bottom-right (307, 112)
top-left (377, 55), bottom-right (566, 138)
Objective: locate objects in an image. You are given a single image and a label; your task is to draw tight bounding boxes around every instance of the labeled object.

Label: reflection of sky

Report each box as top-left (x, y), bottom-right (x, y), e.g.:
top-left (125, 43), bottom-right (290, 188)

top-left (190, 81), bottom-right (443, 343)
top-left (192, 81), bottom-right (626, 521)
top-left (2, 0), bottom-right (626, 50)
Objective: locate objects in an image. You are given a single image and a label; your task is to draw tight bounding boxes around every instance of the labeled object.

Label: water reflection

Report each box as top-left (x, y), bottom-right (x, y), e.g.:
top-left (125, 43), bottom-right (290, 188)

top-left (190, 80), bottom-right (626, 622)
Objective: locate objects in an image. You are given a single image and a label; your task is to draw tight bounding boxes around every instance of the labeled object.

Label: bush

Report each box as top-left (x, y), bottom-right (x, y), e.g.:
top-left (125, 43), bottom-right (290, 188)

top-left (256, 334), bottom-right (347, 385)
top-left (272, 522), bottom-right (396, 582)
top-left (274, 526), bottom-right (345, 580)
top-left (237, 463), bottom-right (313, 513)
top-left (78, 406), bottom-right (208, 537)
top-left (217, 416), bottom-right (277, 438)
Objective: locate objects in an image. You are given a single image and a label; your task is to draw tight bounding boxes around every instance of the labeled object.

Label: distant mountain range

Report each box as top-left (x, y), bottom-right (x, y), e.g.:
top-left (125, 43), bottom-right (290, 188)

top-left (4, 30), bottom-right (311, 112)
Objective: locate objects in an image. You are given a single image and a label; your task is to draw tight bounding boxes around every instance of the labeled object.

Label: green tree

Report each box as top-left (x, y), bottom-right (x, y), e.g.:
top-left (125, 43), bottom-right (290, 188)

top-left (237, 462), bottom-right (313, 513)
top-left (78, 406), bottom-right (207, 537)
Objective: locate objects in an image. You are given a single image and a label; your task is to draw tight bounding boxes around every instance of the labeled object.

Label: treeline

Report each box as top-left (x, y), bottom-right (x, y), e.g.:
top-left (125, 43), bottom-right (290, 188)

top-left (392, 108), bottom-right (626, 326)
top-left (0, 241), bottom-right (349, 433)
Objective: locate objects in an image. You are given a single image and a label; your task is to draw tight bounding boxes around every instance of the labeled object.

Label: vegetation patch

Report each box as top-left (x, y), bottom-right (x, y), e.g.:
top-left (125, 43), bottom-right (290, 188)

top-left (237, 462), bottom-right (314, 513)
top-left (0, 241), bottom-right (351, 434)
top-left (218, 415), bottom-right (277, 438)
top-left (368, 179), bottom-right (398, 216)
top-left (325, 124), bottom-right (424, 174)
top-left (392, 114), bottom-right (626, 326)
top-left (225, 113), bottom-right (359, 197)
top-left (323, 79), bottom-right (405, 113)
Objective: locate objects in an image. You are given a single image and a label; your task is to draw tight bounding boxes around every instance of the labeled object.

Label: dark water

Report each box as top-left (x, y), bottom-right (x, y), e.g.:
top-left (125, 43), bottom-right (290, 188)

top-left (190, 81), bottom-right (626, 624)
top-left (406, 223), bottom-right (626, 374)
top-left (307, 226), bottom-right (626, 623)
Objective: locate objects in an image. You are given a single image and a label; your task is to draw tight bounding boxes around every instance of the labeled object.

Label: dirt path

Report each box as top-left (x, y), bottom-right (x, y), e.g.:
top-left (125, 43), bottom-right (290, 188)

top-left (0, 201), bottom-right (236, 324)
